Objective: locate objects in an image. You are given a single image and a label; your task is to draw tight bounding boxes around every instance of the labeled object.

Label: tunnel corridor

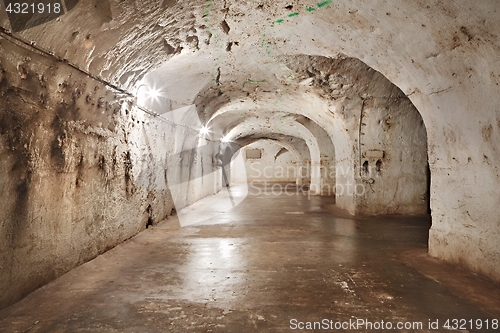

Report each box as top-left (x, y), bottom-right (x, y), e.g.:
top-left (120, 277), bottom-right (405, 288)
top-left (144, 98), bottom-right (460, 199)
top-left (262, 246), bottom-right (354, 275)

top-left (1, 0), bottom-right (500, 331)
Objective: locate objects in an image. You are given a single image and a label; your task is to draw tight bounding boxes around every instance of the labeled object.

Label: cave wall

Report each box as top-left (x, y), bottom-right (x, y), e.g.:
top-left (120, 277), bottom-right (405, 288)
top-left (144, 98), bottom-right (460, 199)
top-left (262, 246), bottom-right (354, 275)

top-left (0, 36), bottom-right (217, 310)
top-left (356, 97), bottom-right (429, 215)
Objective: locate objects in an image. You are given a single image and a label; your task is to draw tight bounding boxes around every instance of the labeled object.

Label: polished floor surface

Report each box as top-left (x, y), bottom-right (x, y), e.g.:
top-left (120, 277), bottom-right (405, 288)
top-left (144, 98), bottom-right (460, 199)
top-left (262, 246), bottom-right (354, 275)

top-left (1, 184), bottom-right (499, 332)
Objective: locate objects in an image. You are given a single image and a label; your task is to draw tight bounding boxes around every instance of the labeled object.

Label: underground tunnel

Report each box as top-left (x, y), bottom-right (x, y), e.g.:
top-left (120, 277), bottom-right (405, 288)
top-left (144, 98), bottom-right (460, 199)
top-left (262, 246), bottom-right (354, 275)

top-left (0, 0), bottom-right (500, 331)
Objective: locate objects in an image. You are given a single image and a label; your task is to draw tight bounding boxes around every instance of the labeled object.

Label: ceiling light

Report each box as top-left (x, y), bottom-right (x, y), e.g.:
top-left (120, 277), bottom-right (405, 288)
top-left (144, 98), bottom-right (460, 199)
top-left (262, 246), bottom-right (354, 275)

top-left (199, 126), bottom-right (210, 136)
top-left (147, 88), bottom-right (161, 101)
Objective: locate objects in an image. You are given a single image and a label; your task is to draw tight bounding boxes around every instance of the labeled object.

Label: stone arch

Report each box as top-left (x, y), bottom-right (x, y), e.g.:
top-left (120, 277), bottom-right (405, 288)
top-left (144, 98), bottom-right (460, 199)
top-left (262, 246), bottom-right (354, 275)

top-left (223, 115), bottom-right (323, 194)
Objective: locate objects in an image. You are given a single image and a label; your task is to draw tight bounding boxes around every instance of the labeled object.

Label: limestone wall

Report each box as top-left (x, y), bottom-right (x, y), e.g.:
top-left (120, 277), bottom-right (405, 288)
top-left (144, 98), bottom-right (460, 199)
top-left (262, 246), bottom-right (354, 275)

top-left (0, 37), bottom-right (218, 309)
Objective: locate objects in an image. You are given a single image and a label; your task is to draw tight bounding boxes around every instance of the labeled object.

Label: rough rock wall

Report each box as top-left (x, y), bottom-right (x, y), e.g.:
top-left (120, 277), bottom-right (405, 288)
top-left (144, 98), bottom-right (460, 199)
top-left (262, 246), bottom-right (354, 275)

top-left (357, 97), bottom-right (428, 215)
top-left (0, 37), bottom-right (182, 310)
top-left (285, 56), bottom-right (429, 214)
top-left (425, 92), bottom-right (500, 285)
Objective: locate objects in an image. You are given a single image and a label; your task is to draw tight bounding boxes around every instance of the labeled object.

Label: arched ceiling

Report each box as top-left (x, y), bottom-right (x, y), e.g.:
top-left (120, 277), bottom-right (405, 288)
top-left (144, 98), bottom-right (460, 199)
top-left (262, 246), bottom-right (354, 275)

top-left (3, 1), bottom-right (498, 157)
top-left (4, 0), bottom-right (497, 102)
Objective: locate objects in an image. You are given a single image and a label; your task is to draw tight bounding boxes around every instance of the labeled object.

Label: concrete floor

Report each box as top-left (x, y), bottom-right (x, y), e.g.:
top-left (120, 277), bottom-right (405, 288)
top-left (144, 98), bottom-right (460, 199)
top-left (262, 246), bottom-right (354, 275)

top-left (1, 184), bottom-right (499, 332)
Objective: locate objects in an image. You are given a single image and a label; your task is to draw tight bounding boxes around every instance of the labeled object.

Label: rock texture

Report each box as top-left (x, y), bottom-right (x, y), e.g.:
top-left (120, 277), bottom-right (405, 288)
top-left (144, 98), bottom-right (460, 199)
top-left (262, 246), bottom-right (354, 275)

top-left (0, 34), bottom-right (216, 309)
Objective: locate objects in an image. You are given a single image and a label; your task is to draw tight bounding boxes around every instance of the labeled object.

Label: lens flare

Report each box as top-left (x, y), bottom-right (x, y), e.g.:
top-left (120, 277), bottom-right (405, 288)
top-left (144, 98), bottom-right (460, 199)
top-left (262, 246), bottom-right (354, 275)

top-left (199, 126), bottom-right (210, 136)
top-left (147, 88), bottom-right (161, 101)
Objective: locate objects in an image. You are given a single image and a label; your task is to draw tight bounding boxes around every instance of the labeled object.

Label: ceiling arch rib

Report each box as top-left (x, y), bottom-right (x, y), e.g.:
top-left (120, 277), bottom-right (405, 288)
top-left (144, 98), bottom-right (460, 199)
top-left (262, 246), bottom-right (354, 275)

top-left (206, 92), bottom-right (352, 163)
top-left (210, 108), bottom-right (337, 193)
